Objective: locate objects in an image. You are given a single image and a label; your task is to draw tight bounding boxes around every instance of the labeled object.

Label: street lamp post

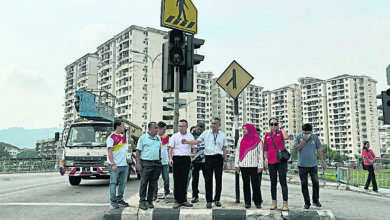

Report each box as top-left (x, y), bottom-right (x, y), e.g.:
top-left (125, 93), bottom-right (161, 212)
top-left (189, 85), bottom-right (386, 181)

top-left (185, 99), bottom-right (198, 120)
top-left (130, 50), bottom-right (162, 122)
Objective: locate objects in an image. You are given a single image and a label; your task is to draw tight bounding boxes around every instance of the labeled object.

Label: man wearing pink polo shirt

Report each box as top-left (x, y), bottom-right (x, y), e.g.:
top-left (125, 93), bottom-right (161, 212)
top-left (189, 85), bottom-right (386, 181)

top-left (263, 118), bottom-right (289, 211)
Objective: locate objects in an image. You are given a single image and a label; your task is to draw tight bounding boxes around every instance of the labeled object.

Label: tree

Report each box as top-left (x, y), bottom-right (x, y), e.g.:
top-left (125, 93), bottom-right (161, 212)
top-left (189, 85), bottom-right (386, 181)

top-left (0, 146), bottom-right (11, 159)
top-left (17, 151), bottom-right (37, 159)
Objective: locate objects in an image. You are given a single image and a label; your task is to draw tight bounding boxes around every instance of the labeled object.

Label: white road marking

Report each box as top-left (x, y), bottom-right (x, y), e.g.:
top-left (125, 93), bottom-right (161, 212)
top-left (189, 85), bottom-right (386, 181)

top-left (0, 181), bottom-right (63, 197)
top-left (0, 202), bottom-right (108, 206)
top-left (0, 181), bottom-right (61, 193)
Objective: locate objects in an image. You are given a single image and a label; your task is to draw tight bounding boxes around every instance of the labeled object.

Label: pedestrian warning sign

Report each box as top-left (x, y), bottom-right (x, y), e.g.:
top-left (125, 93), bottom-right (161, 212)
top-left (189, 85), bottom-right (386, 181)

top-left (161, 0), bottom-right (198, 34)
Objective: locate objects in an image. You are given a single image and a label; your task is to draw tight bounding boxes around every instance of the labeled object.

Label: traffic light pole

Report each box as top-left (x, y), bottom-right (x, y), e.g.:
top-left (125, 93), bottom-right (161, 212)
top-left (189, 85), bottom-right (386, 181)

top-left (173, 66), bottom-right (180, 133)
top-left (234, 99), bottom-right (240, 203)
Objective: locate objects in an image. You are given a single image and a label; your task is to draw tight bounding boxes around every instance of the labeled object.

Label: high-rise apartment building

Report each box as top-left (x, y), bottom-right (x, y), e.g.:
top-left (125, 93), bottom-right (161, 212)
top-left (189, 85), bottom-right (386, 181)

top-left (268, 84), bottom-right (302, 151)
top-left (96, 25), bottom-right (167, 130)
top-left (211, 82), bottom-right (263, 157)
top-left (64, 53), bottom-right (98, 127)
top-left (300, 77), bottom-right (329, 145)
top-left (326, 74), bottom-right (380, 159)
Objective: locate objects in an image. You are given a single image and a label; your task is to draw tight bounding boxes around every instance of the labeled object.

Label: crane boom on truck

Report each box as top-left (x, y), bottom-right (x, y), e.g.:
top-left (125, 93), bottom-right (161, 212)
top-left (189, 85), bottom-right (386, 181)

top-left (57, 89), bottom-right (143, 186)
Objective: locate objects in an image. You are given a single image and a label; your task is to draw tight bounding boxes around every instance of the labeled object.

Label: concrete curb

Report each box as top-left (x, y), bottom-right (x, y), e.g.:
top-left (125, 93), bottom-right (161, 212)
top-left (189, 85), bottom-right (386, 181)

top-left (104, 207), bottom-right (336, 220)
top-left (103, 189), bottom-right (336, 220)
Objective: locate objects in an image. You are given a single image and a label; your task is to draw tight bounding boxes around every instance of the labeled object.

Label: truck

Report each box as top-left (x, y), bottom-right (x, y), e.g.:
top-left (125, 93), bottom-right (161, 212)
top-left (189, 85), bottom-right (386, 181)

top-left (58, 89), bottom-right (143, 185)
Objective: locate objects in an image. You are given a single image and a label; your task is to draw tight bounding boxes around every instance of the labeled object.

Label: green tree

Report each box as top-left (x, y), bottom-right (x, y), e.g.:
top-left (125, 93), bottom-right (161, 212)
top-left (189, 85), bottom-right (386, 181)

top-left (17, 151), bottom-right (37, 159)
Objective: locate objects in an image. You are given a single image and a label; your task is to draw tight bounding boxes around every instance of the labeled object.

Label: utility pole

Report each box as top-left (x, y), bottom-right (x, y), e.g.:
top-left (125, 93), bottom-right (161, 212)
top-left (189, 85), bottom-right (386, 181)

top-left (173, 66), bottom-right (180, 133)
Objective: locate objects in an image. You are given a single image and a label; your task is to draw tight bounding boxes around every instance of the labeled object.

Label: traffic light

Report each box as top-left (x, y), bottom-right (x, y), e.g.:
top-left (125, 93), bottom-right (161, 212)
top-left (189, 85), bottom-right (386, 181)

top-left (161, 30), bottom-right (205, 93)
top-left (180, 35), bottom-right (205, 92)
top-left (168, 29), bottom-right (186, 66)
top-left (186, 35), bottom-right (205, 69)
top-left (162, 42), bottom-right (174, 92)
top-left (377, 88), bottom-right (390, 125)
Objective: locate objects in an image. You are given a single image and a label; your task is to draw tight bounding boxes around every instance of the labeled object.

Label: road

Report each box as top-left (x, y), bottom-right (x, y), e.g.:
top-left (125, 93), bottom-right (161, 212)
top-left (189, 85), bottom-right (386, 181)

top-left (0, 173), bottom-right (140, 220)
top-left (0, 172), bottom-right (389, 220)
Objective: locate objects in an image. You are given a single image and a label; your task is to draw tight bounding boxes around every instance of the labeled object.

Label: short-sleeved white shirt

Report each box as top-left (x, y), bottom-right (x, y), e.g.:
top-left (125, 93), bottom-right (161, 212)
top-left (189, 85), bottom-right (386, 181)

top-left (169, 132), bottom-right (196, 156)
top-left (197, 130), bottom-right (228, 156)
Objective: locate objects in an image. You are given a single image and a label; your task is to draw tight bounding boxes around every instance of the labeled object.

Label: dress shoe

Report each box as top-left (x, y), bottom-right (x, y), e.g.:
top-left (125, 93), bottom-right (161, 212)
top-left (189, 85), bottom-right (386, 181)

top-left (148, 201), bottom-right (154, 208)
top-left (181, 201), bottom-right (193, 207)
top-left (206, 203), bottom-right (212, 209)
top-left (256, 204), bottom-right (261, 209)
top-left (139, 202), bottom-right (148, 210)
top-left (172, 203), bottom-right (181, 209)
top-left (215, 201), bottom-right (222, 207)
top-left (245, 204), bottom-right (251, 208)
top-left (304, 204), bottom-right (310, 209)
top-left (191, 197), bottom-right (199, 203)
top-left (314, 201), bottom-right (322, 207)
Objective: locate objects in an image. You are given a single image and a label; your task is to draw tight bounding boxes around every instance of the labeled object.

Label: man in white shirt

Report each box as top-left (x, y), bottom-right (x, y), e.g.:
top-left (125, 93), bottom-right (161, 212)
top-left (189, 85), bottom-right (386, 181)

top-left (168, 119), bottom-right (197, 209)
top-left (182, 118), bottom-right (228, 209)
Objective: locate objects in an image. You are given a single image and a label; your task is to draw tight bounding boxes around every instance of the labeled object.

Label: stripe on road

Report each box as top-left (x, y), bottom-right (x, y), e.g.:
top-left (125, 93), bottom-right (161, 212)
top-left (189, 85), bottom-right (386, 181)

top-left (0, 181), bottom-right (63, 197)
top-left (0, 202), bottom-right (108, 206)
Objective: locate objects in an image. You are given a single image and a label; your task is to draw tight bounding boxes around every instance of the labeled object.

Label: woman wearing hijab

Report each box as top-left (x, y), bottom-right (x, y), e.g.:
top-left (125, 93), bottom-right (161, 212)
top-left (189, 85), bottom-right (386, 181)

top-left (235, 123), bottom-right (263, 209)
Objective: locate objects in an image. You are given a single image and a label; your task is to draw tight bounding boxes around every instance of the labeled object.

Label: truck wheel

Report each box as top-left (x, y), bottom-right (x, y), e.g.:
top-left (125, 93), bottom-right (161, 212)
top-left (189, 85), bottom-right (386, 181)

top-left (69, 176), bottom-right (81, 186)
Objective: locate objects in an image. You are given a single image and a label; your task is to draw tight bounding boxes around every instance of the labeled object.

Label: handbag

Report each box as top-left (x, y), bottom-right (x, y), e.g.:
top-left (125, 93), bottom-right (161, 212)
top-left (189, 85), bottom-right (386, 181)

top-left (270, 134), bottom-right (290, 162)
top-left (362, 161), bottom-right (367, 170)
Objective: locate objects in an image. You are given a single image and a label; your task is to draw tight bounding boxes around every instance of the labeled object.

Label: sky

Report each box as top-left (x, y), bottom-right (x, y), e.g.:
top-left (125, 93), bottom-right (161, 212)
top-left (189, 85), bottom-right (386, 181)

top-left (1, 0), bottom-right (390, 130)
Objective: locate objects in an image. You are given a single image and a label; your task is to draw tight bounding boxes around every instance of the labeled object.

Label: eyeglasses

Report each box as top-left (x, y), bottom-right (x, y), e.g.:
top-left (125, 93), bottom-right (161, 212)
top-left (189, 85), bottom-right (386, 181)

top-left (269, 123), bottom-right (278, 126)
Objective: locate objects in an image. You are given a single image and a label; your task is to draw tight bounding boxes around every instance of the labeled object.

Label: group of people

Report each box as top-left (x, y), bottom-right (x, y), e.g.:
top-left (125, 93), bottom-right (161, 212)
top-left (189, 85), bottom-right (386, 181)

top-left (131, 118), bottom-right (227, 209)
top-left (105, 117), bottom-right (377, 211)
top-left (234, 118), bottom-right (326, 211)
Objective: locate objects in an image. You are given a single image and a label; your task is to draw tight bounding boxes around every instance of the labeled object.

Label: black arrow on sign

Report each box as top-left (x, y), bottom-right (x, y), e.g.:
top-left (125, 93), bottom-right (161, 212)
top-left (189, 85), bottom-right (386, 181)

top-left (226, 69), bottom-right (237, 89)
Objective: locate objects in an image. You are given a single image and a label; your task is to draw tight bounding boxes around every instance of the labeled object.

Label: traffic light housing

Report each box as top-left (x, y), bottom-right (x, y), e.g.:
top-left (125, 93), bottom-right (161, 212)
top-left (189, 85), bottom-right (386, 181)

top-left (186, 35), bottom-right (205, 69)
top-left (168, 29), bottom-right (186, 66)
top-left (378, 89), bottom-right (390, 125)
top-left (162, 42), bottom-right (174, 92)
top-left (161, 30), bottom-right (205, 93)
top-left (180, 35), bottom-right (205, 92)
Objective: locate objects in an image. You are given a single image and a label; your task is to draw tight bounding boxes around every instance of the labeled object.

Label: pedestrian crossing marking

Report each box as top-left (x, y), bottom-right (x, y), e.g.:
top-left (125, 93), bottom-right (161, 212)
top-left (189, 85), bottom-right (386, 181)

top-left (161, 0), bottom-right (198, 34)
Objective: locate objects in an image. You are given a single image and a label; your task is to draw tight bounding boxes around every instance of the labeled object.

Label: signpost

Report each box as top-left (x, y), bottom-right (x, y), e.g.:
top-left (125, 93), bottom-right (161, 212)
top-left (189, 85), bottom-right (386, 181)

top-left (216, 60), bottom-right (254, 203)
top-left (161, 0), bottom-right (198, 34)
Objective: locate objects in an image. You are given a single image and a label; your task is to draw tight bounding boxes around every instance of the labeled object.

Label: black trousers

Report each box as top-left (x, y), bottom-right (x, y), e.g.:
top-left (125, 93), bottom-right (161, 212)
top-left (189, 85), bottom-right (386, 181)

top-left (268, 161), bottom-right (288, 201)
top-left (364, 165), bottom-right (378, 191)
top-left (173, 156), bottom-right (191, 203)
top-left (192, 162), bottom-right (206, 198)
top-left (139, 160), bottom-right (162, 203)
top-left (205, 154), bottom-right (224, 203)
top-left (241, 167), bottom-right (261, 205)
top-left (256, 171), bottom-right (263, 203)
top-left (298, 166), bottom-right (319, 205)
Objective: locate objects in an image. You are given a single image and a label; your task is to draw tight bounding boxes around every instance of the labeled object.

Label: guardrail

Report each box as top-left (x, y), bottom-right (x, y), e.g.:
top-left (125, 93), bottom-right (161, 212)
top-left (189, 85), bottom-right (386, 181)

top-left (0, 158), bottom-right (60, 173)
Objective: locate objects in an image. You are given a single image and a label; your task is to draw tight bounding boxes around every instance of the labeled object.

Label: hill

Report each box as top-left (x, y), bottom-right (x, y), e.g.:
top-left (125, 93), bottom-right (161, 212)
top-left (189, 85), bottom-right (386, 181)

top-left (0, 127), bottom-right (62, 149)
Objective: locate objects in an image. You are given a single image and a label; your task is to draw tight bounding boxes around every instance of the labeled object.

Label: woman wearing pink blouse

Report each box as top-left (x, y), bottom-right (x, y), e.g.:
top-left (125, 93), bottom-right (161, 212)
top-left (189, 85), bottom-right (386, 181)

top-left (263, 118), bottom-right (289, 211)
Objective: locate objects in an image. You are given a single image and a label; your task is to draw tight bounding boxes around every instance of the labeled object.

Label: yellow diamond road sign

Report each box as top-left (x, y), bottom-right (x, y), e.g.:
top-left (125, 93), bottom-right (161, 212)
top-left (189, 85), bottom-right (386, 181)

top-left (161, 0), bottom-right (198, 34)
top-left (216, 60), bottom-right (254, 100)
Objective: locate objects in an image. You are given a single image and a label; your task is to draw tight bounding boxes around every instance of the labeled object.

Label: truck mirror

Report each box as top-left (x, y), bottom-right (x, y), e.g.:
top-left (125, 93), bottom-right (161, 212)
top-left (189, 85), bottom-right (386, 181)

top-left (55, 132), bottom-right (60, 142)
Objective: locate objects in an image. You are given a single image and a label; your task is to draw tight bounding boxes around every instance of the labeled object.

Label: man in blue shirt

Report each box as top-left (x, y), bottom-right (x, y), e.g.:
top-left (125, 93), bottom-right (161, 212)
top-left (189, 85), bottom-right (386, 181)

top-left (294, 123), bottom-right (326, 209)
top-left (136, 122), bottom-right (162, 210)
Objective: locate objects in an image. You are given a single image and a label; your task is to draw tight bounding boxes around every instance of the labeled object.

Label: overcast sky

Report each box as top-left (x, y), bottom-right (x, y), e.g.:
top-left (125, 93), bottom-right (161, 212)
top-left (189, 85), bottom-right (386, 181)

top-left (1, 0), bottom-right (390, 129)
